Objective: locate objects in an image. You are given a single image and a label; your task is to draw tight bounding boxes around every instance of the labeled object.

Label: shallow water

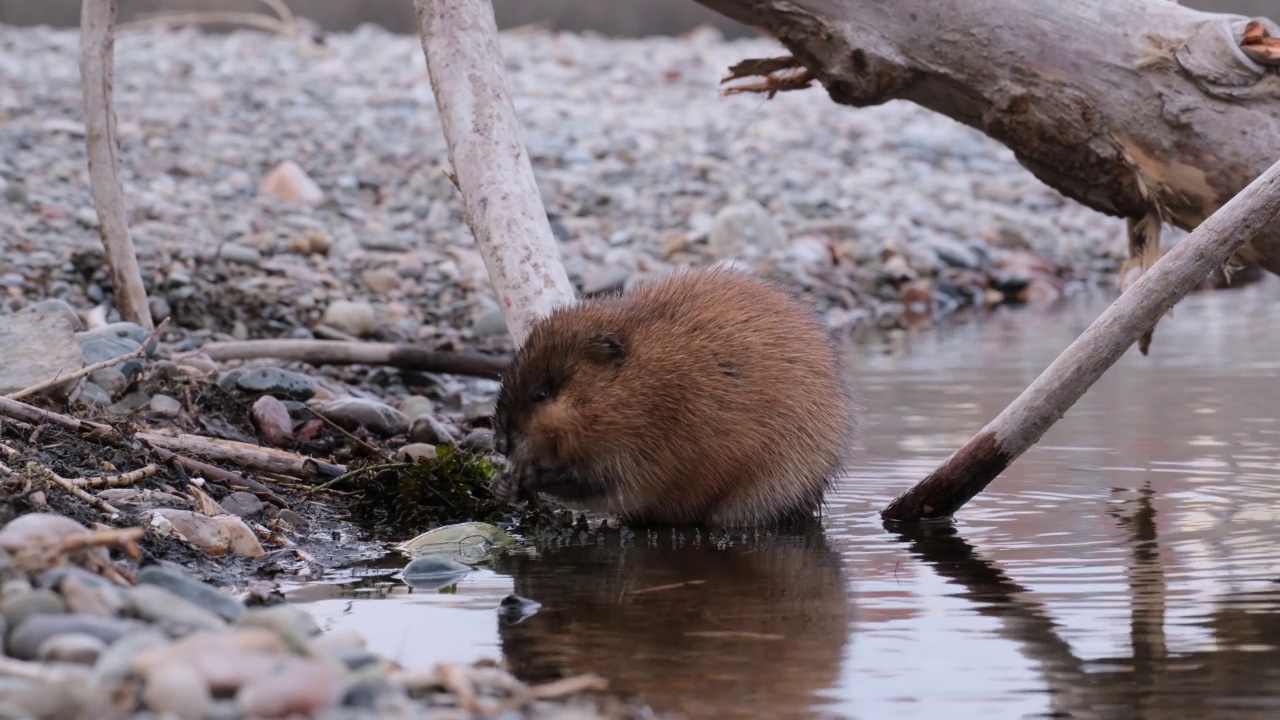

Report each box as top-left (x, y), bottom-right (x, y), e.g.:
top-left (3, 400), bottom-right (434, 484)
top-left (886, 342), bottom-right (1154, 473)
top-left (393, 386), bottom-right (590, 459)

top-left (292, 278), bottom-right (1280, 720)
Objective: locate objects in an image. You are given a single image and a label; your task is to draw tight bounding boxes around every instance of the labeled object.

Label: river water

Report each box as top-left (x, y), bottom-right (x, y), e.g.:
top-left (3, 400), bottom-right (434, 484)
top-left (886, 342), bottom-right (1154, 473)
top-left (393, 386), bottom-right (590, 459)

top-left (290, 277), bottom-right (1280, 720)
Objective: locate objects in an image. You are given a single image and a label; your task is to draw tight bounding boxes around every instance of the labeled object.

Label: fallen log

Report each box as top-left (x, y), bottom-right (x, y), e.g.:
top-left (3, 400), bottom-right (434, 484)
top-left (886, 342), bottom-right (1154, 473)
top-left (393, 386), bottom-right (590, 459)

top-left (881, 156), bottom-right (1280, 521)
top-left (694, 0), bottom-right (1280, 353)
top-left (413, 0), bottom-right (577, 347)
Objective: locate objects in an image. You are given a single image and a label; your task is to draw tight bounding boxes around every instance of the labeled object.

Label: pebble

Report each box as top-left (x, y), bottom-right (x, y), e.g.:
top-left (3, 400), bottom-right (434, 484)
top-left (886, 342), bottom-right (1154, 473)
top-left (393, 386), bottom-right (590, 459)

top-left (234, 366), bottom-right (318, 401)
top-left (321, 300), bottom-right (376, 337)
top-left (470, 306), bottom-right (509, 338)
top-left (395, 443), bottom-right (438, 462)
top-left (251, 394), bottom-right (295, 445)
top-left (220, 491), bottom-right (265, 519)
top-left (236, 657), bottom-right (343, 719)
top-left (410, 414), bottom-right (457, 444)
top-left (399, 395), bottom-right (434, 421)
top-left (0, 300), bottom-right (85, 396)
top-left (0, 589), bottom-right (67, 629)
top-left (708, 200), bottom-right (786, 259)
top-left (360, 268), bottom-right (401, 294)
top-left (142, 663), bottom-right (212, 720)
top-left (311, 397), bottom-right (409, 437)
top-left (36, 632), bottom-right (107, 664)
top-left (135, 565), bottom-right (247, 622)
top-left (88, 367), bottom-right (129, 398)
top-left (148, 393), bottom-right (182, 417)
top-left (144, 509), bottom-right (266, 559)
top-left (234, 605), bottom-right (321, 652)
top-left (125, 584), bottom-right (229, 634)
top-left (215, 242), bottom-right (262, 267)
top-left (75, 381), bottom-right (113, 407)
top-left (8, 613), bottom-right (144, 660)
top-left (259, 160), bottom-right (325, 207)
top-left (54, 571), bottom-right (126, 617)
top-left (461, 428), bottom-right (495, 451)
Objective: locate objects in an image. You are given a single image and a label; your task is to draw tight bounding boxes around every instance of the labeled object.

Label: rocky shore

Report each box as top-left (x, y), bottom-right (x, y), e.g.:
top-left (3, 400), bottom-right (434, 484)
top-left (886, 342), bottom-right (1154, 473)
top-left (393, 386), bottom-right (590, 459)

top-left (0, 19), bottom-right (1131, 719)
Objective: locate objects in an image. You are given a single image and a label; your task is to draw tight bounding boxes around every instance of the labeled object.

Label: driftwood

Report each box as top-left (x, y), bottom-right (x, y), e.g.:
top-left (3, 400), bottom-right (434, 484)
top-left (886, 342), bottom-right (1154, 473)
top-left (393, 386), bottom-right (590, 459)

top-left (696, 0), bottom-right (1280, 353)
top-left (413, 0), bottom-right (577, 347)
top-left (79, 0), bottom-right (153, 330)
top-left (882, 157), bottom-right (1280, 521)
top-left (196, 339), bottom-right (509, 379)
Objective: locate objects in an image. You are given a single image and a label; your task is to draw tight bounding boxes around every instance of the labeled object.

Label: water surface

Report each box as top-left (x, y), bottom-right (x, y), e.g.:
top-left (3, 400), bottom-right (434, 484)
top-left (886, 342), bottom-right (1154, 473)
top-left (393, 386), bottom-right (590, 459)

top-left (294, 279), bottom-right (1280, 719)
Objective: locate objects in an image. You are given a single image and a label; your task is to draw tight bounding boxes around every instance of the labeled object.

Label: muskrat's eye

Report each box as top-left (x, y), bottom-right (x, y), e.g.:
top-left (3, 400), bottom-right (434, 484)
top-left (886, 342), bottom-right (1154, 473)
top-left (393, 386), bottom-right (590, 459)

top-left (531, 387), bottom-right (550, 403)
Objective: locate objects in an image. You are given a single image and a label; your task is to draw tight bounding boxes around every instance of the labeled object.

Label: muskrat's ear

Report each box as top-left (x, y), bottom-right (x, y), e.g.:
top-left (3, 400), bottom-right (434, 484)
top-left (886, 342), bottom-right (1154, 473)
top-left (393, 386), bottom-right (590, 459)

top-left (585, 331), bottom-right (626, 366)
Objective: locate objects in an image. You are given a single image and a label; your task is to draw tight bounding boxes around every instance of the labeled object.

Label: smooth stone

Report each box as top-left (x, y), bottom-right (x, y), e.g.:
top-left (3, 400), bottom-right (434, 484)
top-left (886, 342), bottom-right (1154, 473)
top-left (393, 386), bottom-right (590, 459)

top-left (461, 428), bottom-right (494, 451)
top-left (251, 394), bottom-right (294, 446)
top-left (581, 264), bottom-right (631, 295)
top-left (125, 584), bottom-right (228, 634)
top-left (36, 633), bottom-right (107, 664)
top-left (235, 657), bottom-right (343, 719)
top-left (8, 613), bottom-right (144, 660)
top-left (409, 414), bottom-right (456, 444)
top-left (142, 663), bottom-right (212, 720)
top-left (90, 628), bottom-right (171, 686)
top-left (395, 443), bottom-right (438, 463)
top-left (76, 381), bottom-right (113, 407)
top-left (234, 366), bottom-right (317, 401)
top-left (135, 565), bottom-right (247, 622)
top-left (470, 306), bottom-right (508, 338)
top-left (708, 200), bottom-right (786, 258)
top-left (21, 299), bottom-right (83, 331)
top-left (395, 522), bottom-right (514, 560)
top-left (106, 390), bottom-right (153, 416)
top-left (220, 491), bottom-right (265, 519)
top-left (0, 301), bottom-right (85, 396)
top-left (360, 268), bottom-right (402, 294)
top-left (399, 395), bottom-right (434, 421)
top-left (130, 628), bottom-right (290, 694)
top-left (148, 393), bottom-right (182, 417)
top-left (320, 300), bottom-right (376, 337)
top-left (0, 514), bottom-right (93, 552)
top-left (924, 236), bottom-right (981, 269)
top-left (177, 353), bottom-right (218, 376)
top-left (234, 605), bottom-right (321, 653)
top-left (56, 571), bottom-right (126, 617)
top-left (259, 160), bottom-right (324, 207)
top-left (144, 509), bottom-right (266, 559)
top-left (0, 589), bottom-right (66, 629)
top-left (87, 367), bottom-right (129, 398)
top-left (216, 243), bottom-right (262, 267)
top-left (311, 397), bottom-right (409, 437)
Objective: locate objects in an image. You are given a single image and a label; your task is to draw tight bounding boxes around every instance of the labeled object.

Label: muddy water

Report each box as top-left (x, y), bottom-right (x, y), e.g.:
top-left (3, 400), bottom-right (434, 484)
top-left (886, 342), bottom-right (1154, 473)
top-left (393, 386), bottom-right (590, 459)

top-left (291, 278), bottom-right (1280, 720)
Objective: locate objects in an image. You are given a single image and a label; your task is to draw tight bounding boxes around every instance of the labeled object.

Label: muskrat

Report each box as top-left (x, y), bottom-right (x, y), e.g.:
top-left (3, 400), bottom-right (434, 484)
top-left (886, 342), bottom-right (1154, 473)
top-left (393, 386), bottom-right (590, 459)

top-left (491, 265), bottom-right (857, 527)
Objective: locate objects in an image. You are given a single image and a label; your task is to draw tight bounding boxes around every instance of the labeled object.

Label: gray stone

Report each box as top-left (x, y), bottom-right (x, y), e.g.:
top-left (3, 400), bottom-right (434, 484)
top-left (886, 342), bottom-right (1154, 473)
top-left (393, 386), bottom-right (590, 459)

top-left (21, 299), bottom-right (83, 331)
top-left (216, 242), bottom-right (262, 267)
top-left (90, 628), bottom-right (170, 686)
top-left (461, 428), bottom-right (495, 452)
top-left (0, 589), bottom-right (66, 629)
top-left (134, 565), bottom-right (247, 622)
top-left (708, 200), bottom-right (786, 258)
top-left (36, 633), bottom-right (107, 664)
top-left (234, 366), bottom-right (317, 401)
top-left (88, 367), bottom-right (129, 398)
top-left (125, 584), bottom-right (228, 635)
top-left (0, 301), bottom-right (85, 396)
top-left (924, 236), bottom-right (981, 269)
top-left (148, 393), bottom-right (182, 417)
top-left (410, 415), bottom-right (456, 444)
top-left (312, 397), bottom-right (409, 436)
top-left (42, 567), bottom-right (126, 617)
top-left (470, 306), bottom-right (508, 338)
top-left (234, 605), bottom-right (321, 650)
top-left (220, 491), bottom-right (265, 519)
top-left (8, 613), bottom-right (145, 659)
top-left (75, 381), bottom-right (113, 407)
top-left (400, 395), bottom-right (434, 421)
top-left (581, 264), bottom-right (631, 295)
top-left (106, 390), bottom-right (153, 416)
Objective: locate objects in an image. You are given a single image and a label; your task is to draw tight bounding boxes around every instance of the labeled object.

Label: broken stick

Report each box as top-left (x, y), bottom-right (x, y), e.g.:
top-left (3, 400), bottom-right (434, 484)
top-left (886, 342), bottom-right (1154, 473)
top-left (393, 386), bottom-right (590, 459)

top-left (79, 0), bottom-right (153, 329)
top-left (196, 339), bottom-right (508, 379)
top-left (413, 0), bottom-right (577, 347)
top-left (882, 156), bottom-right (1280, 522)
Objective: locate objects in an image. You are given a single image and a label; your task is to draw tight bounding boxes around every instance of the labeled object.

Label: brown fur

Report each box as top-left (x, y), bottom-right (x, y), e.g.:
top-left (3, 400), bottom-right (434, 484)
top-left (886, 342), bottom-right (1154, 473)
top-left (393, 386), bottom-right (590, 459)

top-left (491, 266), bottom-right (858, 528)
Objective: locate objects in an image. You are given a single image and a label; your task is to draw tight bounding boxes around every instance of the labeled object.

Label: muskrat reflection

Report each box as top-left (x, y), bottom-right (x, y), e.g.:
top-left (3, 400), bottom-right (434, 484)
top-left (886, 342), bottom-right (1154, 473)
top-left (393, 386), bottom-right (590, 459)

top-left (492, 524), bottom-right (851, 719)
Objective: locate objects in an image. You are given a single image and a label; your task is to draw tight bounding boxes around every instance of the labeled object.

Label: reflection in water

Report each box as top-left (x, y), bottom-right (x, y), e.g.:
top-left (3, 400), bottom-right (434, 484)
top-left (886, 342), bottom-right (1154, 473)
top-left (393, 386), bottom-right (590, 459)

top-left (492, 526), bottom-right (851, 720)
top-left (293, 278), bottom-right (1280, 719)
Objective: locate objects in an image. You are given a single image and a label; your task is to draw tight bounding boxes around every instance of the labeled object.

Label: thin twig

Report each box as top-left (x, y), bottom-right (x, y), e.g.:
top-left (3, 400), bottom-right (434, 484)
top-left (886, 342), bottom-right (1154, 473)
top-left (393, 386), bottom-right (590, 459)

top-left (6, 318), bottom-right (169, 400)
top-left (306, 407), bottom-right (391, 461)
top-left (310, 462), bottom-right (414, 493)
top-left (71, 463), bottom-right (161, 488)
top-left (31, 462), bottom-right (120, 516)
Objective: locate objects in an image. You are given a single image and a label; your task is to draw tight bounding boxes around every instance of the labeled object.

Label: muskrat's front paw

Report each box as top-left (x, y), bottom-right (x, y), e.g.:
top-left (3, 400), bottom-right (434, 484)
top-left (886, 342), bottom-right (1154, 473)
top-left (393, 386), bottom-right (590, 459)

top-left (489, 472), bottom-right (521, 504)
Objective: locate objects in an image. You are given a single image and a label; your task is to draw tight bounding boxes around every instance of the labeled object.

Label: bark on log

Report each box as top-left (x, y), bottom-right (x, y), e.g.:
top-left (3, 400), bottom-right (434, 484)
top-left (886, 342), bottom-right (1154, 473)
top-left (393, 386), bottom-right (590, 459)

top-left (413, 0), bottom-right (576, 347)
top-left (695, 0), bottom-right (1280, 351)
top-left (881, 157), bottom-right (1280, 521)
top-left (79, 0), bottom-right (153, 329)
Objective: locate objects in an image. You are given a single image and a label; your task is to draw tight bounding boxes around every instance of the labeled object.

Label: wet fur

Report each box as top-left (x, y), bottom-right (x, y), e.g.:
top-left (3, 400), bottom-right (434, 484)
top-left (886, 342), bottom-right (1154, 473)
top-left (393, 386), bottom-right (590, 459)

top-left (492, 266), bottom-right (859, 528)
